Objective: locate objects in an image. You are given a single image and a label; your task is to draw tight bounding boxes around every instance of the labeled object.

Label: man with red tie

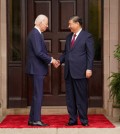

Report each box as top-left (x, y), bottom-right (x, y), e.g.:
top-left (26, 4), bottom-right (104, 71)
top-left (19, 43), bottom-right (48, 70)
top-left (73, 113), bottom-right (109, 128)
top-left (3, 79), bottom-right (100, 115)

top-left (59, 16), bottom-right (94, 126)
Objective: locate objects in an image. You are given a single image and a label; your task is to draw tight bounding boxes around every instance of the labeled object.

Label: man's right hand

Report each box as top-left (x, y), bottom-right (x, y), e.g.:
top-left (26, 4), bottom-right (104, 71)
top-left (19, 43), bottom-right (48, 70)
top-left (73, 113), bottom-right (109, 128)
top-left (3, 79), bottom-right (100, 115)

top-left (51, 58), bottom-right (60, 68)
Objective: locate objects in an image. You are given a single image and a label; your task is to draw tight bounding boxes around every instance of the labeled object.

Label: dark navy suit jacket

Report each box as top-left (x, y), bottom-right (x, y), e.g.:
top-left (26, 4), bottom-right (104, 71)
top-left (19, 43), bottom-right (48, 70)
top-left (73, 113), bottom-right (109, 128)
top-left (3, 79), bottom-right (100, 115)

top-left (60, 30), bottom-right (94, 79)
top-left (26, 28), bottom-right (51, 75)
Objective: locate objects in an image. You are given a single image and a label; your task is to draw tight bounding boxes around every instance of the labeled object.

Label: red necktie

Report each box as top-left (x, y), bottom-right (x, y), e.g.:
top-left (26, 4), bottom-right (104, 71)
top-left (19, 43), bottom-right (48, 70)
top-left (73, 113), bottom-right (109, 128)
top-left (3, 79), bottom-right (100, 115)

top-left (71, 34), bottom-right (76, 48)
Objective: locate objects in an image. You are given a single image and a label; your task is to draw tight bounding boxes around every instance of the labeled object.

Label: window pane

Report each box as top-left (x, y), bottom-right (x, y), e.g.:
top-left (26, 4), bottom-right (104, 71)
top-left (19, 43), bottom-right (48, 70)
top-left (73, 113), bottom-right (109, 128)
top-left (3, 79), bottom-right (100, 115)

top-left (88, 0), bottom-right (102, 61)
top-left (9, 0), bottom-right (21, 61)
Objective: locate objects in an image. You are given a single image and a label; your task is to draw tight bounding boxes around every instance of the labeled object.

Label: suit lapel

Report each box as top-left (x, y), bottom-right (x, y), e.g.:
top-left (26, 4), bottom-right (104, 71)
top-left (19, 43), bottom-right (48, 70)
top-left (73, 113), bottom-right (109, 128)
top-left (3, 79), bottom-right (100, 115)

top-left (67, 33), bottom-right (73, 50)
top-left (33, 28), bottom-right (47, 51)
top-left (70, 30), bottom-right (83, 50)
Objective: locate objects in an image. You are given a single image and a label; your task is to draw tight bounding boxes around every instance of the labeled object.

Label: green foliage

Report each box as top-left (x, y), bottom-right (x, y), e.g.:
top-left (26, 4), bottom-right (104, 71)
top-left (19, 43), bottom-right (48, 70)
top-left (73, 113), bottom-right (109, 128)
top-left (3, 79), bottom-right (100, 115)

top-left (109, 73), bottom-right (120, 104)
top-left (109, 44), bottom-right (120, 105)
top-left (114, 45), bottom-right (120, 61)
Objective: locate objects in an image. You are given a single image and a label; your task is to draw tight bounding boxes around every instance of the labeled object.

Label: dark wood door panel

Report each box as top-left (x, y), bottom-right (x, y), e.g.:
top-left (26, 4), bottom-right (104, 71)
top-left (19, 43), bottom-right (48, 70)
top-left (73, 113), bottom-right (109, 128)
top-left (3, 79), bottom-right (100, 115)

top-left (7, 0), bottom-right (103, 108)
top-left (26, 0), bottom-right (103, 106)
top-left (88, 61), bottom-right (103, 107)
top-left (8, 65), bottom-right (23, 108)
top-left (27, 0), bottom-right (85, 106)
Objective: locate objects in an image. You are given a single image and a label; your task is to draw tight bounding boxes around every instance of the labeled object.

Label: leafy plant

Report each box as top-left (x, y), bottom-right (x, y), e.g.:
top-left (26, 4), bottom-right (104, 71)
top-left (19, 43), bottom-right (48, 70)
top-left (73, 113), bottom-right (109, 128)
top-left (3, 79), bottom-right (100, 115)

top-left (109, 44), bottom-right (120, 105)
top-left (114, 45), bottom-right (120, 61)
top-left (109, 73), bottom-right (120, 104)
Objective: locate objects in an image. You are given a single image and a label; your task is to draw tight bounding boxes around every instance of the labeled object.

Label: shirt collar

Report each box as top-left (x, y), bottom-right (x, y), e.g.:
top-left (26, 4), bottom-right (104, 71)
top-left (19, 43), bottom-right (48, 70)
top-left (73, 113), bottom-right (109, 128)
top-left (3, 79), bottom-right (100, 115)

top-left (74, 28), bottom-right (82, 36)
top-left (34, 26), bottom-right (41, 34)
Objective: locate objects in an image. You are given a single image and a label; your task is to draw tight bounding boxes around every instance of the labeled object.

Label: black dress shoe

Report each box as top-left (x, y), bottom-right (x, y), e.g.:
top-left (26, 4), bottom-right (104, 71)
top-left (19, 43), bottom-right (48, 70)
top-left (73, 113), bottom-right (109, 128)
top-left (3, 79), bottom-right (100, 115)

top-left (81, 123), bottom-right (89, 126)
top-left (28, 121), bottom-right (33, 125)
top-left (32, 121), bottom-right (48, 126)
top-left (66, 122), bottom-right (78, 126)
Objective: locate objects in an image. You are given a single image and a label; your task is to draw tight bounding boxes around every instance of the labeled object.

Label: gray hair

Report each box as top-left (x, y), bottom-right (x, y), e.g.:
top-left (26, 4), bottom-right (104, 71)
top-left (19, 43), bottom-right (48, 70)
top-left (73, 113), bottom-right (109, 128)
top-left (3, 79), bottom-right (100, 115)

top-left (34, 14), bottom-right (48, 25)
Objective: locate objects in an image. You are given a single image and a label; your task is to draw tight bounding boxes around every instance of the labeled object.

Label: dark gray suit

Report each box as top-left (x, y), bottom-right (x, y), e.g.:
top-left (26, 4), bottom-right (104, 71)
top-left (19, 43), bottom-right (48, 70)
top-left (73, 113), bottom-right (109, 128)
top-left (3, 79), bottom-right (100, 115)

top-left (26, 28), bottom-right (51, 122)
top-left (60, 30), bottom-right (94, 124)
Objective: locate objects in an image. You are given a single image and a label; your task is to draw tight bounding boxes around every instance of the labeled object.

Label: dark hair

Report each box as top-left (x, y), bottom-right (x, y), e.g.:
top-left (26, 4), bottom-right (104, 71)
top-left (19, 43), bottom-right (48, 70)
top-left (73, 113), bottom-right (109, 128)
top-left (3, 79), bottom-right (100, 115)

top-left (69, 16), bottom-right (83, 26)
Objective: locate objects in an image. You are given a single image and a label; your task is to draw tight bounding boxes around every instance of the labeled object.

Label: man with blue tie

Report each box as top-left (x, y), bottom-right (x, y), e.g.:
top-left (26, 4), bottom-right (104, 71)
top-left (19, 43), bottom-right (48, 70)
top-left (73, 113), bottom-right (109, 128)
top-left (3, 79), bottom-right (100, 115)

top-left (59, 16), bottom-right (94, 126)
top-left (26, 14), bottom-right (59, 126)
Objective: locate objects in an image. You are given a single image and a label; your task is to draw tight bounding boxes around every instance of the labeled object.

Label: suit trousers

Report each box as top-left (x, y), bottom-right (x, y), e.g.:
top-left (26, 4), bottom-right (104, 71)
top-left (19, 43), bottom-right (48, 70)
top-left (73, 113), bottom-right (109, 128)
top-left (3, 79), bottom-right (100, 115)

top-left (65, 72), bottom-right (88, 124)
top-left (29, 75), bottom-right (44, 122)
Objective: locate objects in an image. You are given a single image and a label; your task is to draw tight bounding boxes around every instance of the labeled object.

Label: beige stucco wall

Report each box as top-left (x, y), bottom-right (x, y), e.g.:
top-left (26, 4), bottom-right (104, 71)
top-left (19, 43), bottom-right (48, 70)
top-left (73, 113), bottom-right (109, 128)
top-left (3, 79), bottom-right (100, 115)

top-left (0, 0), bottom-right (120, 117)
top-left (104, 0), bottom-right (119, 117)
top-left (0, 0), bottom-right (7, 116)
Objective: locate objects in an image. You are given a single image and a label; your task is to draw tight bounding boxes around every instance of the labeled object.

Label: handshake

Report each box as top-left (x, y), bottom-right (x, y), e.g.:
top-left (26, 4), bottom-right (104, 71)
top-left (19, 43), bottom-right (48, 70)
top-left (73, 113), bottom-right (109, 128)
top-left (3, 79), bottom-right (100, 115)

top-left (51, 57), bottom-right (60, 68)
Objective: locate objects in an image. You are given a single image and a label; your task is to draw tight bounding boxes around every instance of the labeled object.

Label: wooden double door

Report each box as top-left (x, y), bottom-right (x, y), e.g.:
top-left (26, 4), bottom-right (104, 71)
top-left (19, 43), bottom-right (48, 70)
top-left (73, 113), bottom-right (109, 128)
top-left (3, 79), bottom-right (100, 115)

top-left (7, 0), bottom-right (103, 108)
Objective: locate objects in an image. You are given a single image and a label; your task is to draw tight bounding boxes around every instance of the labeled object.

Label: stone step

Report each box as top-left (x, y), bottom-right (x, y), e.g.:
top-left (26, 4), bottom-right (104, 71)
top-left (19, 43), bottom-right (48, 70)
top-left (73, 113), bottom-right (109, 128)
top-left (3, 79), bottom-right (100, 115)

top-left (0, 107), bottom-right (120, 134)
top-left (0, 128), bottom-right (120, 134)
top-left (3, 107), bottom-right (105, 115)
top-left (0, 115), bottom-right (120, 134)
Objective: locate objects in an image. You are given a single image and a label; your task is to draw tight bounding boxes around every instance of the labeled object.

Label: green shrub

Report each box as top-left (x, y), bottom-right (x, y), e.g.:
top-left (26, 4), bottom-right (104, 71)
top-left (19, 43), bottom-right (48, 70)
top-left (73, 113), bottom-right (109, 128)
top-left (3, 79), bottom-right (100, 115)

top-left (109, 44), bottom-right (120, 105)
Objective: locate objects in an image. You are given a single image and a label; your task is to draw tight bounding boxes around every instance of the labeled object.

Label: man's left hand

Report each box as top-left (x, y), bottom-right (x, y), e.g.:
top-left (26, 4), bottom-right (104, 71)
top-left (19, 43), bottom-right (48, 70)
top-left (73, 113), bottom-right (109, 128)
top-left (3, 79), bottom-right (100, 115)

top-left (86, 70), bottom-right (92, 78)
